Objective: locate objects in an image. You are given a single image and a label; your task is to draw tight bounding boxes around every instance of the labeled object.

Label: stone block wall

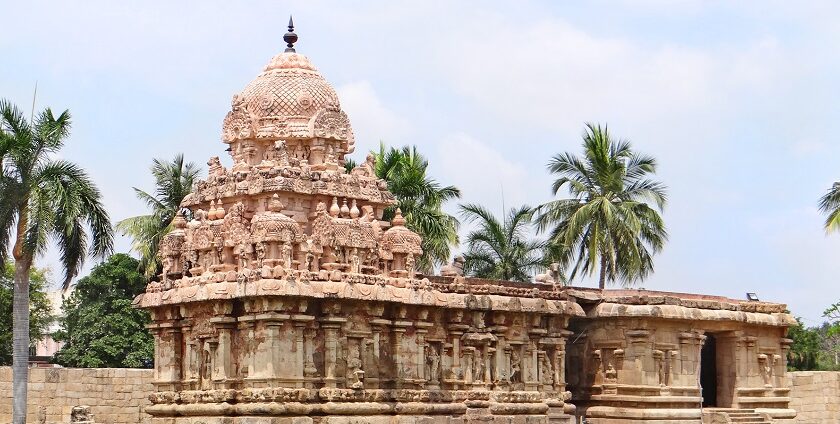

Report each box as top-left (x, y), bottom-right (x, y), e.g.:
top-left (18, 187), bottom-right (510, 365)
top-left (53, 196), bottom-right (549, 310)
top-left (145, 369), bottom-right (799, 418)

top-left (785, 371), bottom-right (840, 423)
top-left (0, 367), bottom-right (153, 424)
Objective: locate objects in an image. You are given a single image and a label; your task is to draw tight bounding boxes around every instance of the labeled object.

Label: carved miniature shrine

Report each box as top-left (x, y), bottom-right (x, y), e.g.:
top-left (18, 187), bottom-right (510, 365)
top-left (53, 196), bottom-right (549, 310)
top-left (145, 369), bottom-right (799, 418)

top-left (136, 21), bottom-right (798, 424)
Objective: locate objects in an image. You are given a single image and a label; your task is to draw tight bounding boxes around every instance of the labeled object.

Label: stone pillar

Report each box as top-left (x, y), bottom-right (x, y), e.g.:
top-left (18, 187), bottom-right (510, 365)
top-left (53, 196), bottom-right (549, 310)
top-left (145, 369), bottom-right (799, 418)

top-left (525, 339), bottom-right (539, 391)
top-left (156, 324), bottom-right (183, 390)
top-left (449, 325), bottom-right (467, 387)
top-left (495, 335), bottom-right (507, 387)
top-left (292, 314), bottom-right (314, 388)
top-left (303, 327), bottom-right (318, 385)
top-left (180, 321), bottom-right (195, 385)
top-left (463, 347), bottom-right (475, 384)
top-left (392, 317), bottom-right (412, 388)
top-left (779, 338), bottom-right (793, 388)
top-left (743, 335), bottom-right (757, 381)
top-left (237, 317), bottom-right (259, 382)
top-left (321, 320), bottom-right (343, 388)
top-left (482, 342), bottom-right (492, 387)
top-left (416, 323), bottom-right (430, 383)
top-left (265, 320), bottom-right (284, 380)
top-left (210, 316), bottom-right (236, 382)
top-left (370, 318), bottom-right (390, 386)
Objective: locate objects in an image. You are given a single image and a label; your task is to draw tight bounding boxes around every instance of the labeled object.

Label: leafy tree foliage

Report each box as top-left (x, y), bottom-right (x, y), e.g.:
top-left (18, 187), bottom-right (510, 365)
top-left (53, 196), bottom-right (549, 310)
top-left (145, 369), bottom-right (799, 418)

top-left (460, 204), bottom-right (545, 282)
top-left (536, 123), bottom-right (667, 288)
top-left (116, 154), bottom-right (200, 278)
top-left (787, 318), bottom-right (823, 370)
top-left (0, 263), bottom-right (52, 365)
top-left (54, 254), bottom-right (153, 368)
top-left (372, 144), bottom-right (460, 272)
top-left (787, 317), bottom-right (840, 371)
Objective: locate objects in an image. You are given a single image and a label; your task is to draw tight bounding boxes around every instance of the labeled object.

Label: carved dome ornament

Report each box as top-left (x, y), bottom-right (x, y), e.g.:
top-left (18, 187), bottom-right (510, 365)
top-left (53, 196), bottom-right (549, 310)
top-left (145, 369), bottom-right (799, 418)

top-left (380, 208), bottom-right (423, 256)
top-left (250, 194), bottom-right (304, 244)
top-left (221, 26), bottom-right (355, 153)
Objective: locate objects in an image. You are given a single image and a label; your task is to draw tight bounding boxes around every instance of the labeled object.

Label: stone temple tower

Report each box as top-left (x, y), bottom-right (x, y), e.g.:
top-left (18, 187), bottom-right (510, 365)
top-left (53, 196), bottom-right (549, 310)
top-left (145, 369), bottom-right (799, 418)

top-left (137, 22), bottom-right (584, 424)
top-left (136, 19), bottom-right (799, 424)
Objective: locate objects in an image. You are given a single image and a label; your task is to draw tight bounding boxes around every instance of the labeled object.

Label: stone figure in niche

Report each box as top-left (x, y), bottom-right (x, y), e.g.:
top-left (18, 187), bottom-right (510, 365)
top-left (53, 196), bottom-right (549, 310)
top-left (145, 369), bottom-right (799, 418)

top-left (540, 355), bottom-right (554, 385)
top-left (189, 343), bottom-right (200, 379)
top-left (426, 345), bottom-right (441, 384)
top-left (347, 342), bottom-right (364, 389)
top-left (510, 350), bottom-right (522, 383)
top-left (200, 349), bottom-right (212, 390)
top-left (759, 354), bottom-right (775, 386)
top-left (605, 363), bottom-right (617, 384)
top-left (281, 243), bottom-right (292, 269)
top-left (234, 242), bottom-right (250, 269)
top-left (350, 248), bottom-right (361, 273)
top-left (405, 254), bottom-right (415, 277)
top-left (274, 140), bottom-right (290, 168)
top-left (255, 243), bottom-right (266, 268)
top-left (473, 351), bottom-right (485, 383)
top-left (304, 251), bottom-right (314, 273)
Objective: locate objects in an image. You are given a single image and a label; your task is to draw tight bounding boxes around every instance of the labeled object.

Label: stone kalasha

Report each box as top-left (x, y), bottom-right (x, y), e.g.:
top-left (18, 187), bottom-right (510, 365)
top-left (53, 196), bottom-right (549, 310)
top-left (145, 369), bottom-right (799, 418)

top-left (136, 21), bottom-right (797, 424)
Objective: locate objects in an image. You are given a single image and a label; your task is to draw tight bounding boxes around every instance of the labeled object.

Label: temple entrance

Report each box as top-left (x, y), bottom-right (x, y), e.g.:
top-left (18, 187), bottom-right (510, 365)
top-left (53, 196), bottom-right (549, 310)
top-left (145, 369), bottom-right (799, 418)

top-left (700, 334), bottom-right (717, 407)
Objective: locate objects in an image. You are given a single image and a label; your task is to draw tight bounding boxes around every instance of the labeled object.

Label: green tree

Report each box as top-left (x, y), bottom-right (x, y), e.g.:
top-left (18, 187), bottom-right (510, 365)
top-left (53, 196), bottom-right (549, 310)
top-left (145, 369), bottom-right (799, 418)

top-left (0, 263), bottom-right (52, 365)
top-left (536, 123), bottom-right (667, 289)
top-left (818, 181), bottom-right (840, 233)
top-left (116, 154), bottom-right (200, 277)
top-left (372, 144), bottom-right (460, 271)
top-left (0, 100), bottom-right (113, 423)
top-left (460, 204), bottom-right (544, 282)
top-left (54, 254), bottom-right (153, 368)
top-left (787, 318), bottom-right (823, 371)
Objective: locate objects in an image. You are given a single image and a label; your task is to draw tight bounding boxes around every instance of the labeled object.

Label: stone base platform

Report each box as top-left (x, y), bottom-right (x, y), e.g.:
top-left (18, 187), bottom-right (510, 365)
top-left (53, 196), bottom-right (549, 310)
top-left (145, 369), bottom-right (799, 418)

top-left (151, 415), bottom-right (574, 424)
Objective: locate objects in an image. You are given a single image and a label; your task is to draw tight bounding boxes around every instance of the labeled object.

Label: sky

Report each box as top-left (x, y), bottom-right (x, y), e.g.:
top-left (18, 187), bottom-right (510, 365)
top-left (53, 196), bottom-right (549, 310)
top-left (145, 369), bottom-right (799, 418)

top-left (1, 1), bottom-right (839, 324)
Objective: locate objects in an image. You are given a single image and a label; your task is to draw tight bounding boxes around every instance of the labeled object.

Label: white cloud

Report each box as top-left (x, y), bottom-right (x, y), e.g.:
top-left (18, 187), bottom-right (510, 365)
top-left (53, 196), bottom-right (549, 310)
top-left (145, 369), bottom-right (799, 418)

top-left (436, 133), bottom-right (534, 212)
top-left (336, 81), bottom-right (412, 157)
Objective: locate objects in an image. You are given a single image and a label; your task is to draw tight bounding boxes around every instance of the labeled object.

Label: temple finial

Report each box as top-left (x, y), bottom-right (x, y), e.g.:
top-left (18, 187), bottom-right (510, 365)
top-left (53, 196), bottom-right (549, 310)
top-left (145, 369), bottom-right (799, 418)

top-left (284, 15), bottom-right (298, 53)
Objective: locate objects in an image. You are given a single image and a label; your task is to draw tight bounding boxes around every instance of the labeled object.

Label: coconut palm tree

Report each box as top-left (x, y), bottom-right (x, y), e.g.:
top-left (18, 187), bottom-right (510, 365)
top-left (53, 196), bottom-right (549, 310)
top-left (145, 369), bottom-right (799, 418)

top-left (0, 99), bottom-right (113, 424)
top-left (460, 203), bottom-right (544, 282)
top-left (535, 123), bottom-right (667, 289)
top-left (373, 144), bottom-right (460, 272)
top-left (818, 182), bottom-right (840, 233)
top-left (116, 154), bottom-right (200, 277)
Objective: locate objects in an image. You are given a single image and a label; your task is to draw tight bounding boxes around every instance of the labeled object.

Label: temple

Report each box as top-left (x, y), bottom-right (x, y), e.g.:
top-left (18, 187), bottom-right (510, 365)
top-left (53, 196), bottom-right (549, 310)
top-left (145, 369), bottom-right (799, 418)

top-left (135, 21), bottom-right (797, 424)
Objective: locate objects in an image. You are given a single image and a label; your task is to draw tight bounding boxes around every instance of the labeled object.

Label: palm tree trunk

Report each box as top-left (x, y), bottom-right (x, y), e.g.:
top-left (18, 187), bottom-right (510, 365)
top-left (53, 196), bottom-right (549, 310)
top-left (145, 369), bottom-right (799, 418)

top-left (12, 205), bottom-right (29, 424)
top-left (598, 255), bottom-right (607, 290)
top-left (12, 256), bottom-right (31, 424)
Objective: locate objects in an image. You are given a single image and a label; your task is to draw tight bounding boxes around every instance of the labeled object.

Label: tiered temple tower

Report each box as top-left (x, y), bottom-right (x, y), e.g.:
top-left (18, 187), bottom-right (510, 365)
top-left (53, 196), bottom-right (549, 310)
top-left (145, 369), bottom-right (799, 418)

top-left (137, 21), bottom-right (582, 424)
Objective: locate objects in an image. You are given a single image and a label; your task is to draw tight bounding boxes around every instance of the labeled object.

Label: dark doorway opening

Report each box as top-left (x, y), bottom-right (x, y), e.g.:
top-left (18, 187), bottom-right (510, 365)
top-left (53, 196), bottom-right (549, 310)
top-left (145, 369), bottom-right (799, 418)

top-left (700, 334), bottom-right (717, 407)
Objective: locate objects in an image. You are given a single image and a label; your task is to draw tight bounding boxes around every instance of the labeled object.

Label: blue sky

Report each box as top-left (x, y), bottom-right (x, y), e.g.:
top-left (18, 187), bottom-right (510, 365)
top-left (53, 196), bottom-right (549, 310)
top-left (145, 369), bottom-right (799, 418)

top-left (1, 1), bottom-right (839, 324)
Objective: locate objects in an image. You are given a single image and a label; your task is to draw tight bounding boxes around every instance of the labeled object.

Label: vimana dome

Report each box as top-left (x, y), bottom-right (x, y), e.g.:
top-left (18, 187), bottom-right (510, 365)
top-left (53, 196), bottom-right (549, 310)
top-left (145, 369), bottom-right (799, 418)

top-left (137, 19), bottom-right (797, 424)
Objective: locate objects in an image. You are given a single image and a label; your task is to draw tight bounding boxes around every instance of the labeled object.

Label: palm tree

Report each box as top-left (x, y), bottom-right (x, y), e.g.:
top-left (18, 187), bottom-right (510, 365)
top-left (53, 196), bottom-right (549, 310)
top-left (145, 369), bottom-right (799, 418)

top-left (460, 204), bottom-right (545, 282)
top-left (0, 99), bottom-right (113, 424)
top-left (819, 182), bottom-right (840, 233)
top-left (535, 123), bottom-right (667, 289)
top-left (116, 154), bottom-right (200, 277)
top-left (373, 144), bottom-right (460, 272)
